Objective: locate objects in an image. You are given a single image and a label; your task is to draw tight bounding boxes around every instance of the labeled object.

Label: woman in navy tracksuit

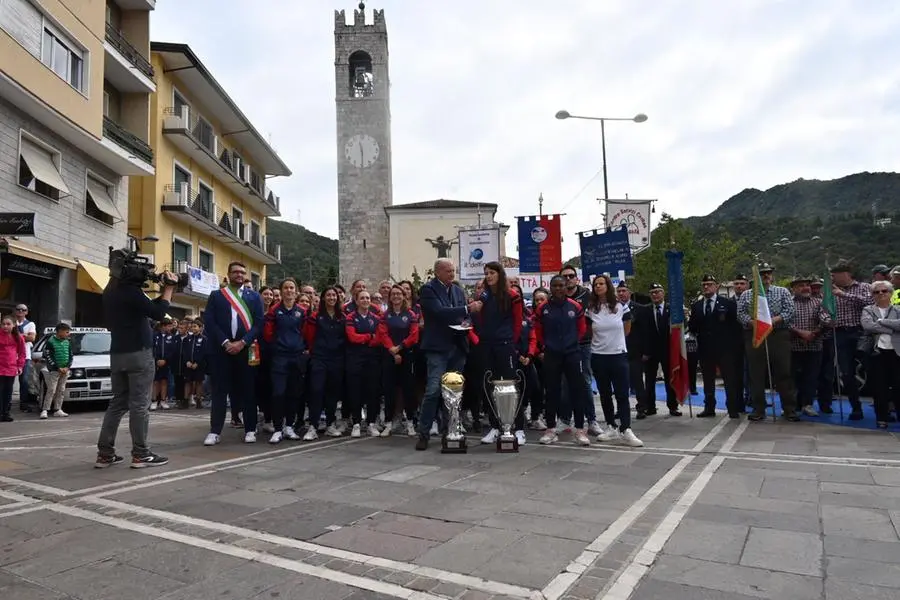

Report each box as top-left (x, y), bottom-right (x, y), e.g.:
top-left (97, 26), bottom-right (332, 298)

top-left (475, 261), bottom-right (525, 445)
top-left (263, 278), bottom-right (310, 444)
top-left (304, 287), bottom-right (346, 438)
top-left (377, 284), bottom-right (420, 437)
top-left (345, 290), bottom-right (382, 438)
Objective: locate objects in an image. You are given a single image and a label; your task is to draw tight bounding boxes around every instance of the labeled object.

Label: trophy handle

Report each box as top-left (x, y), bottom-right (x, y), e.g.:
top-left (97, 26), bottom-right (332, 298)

top-left (482, 370), bottom-right (500, 422)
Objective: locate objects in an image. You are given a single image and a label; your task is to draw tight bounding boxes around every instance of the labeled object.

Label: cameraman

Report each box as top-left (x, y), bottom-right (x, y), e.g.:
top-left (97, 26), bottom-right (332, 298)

top-left (95, 262), bottom-right (175, 468)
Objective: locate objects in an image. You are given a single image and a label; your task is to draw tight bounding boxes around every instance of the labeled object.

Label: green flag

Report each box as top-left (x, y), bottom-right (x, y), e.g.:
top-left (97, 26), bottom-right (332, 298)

top-left (822, 273), bottom-right (836, 320)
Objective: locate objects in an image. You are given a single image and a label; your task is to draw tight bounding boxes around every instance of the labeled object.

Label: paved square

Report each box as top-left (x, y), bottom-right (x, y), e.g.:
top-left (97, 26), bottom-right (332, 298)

top-left (0, 405), bottom-right (897, 599)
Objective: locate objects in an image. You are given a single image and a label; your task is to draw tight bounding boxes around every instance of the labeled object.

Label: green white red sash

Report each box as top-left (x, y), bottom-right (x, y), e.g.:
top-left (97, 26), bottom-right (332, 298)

top-left (222, 286), bottom-right (253, 335)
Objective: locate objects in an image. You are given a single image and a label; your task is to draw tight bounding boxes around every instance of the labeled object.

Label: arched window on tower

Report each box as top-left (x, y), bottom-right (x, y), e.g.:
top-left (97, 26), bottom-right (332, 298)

top-left (348, 50), bottom-right (374, 98)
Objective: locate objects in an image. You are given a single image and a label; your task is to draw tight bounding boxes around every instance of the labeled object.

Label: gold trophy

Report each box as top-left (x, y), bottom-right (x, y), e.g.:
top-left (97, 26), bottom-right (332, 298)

top-left (440, 372), bottom-right (467, 454)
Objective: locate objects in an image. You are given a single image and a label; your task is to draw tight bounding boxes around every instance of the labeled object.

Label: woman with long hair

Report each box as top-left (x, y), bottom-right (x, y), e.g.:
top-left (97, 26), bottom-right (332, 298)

top-left (377, 284), bottom-right (420, 437)
top-left (0, 315), bottom-right (25, 422)
top-left (256, 286), bottom-right (276, 434)
top-left (475, 261), bottom-right (526, 446)
top-left (586, 275), bottom-right (642, 446)
top-left (263, 278), bottom-right (311, 443)
top-left (304, 286), bottom-right (347, 437)
top-left (345, 290), bottom-right (382, 437)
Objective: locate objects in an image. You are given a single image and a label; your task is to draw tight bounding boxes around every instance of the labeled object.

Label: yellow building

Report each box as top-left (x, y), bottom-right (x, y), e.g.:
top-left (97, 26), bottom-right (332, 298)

top-left (130, 42), bottom-right (291, 318)
top-left (0, 0), bottom-right (155, 326)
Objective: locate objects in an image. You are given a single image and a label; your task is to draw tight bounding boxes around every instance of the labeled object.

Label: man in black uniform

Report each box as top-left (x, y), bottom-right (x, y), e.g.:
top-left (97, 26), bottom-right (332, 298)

top-left (639, 283), bottom-right (681, 417)
top-left (689, 274), bottom-right (741, 418)
top-left (617, 282), bottom-right (648, 418)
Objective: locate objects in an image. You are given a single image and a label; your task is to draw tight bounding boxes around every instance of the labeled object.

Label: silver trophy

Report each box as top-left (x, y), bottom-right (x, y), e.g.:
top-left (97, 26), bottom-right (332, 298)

top-left (485, 373), bottom-right (525, 453)
top-left (441, 372), bottom-right (467, 454)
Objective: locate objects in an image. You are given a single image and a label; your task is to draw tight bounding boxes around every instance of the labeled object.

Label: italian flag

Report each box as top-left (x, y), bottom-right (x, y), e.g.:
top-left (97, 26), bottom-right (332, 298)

top-left (751, 265), bottom-right (773, 348)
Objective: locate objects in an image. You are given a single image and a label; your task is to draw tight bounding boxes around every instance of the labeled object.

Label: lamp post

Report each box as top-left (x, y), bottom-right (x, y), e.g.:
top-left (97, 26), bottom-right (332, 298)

top-left (772, 235), bottom-right (821, 276)
top-left (554, 110), bottom-right (647, 201)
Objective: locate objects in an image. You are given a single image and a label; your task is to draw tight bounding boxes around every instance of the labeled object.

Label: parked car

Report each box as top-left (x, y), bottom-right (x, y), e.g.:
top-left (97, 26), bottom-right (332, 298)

top-left (28, 328), bottom-right (112, 404)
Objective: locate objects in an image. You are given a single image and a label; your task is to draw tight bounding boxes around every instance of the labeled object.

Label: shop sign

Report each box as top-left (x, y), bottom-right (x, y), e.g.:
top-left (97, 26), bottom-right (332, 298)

top-left (0, 213), bottom-right (36, 236)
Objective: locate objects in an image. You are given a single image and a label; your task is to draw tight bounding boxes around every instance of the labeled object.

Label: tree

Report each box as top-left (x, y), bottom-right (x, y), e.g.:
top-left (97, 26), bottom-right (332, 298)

top-left (631, 214), bottom-right (702, 300)
top-left (315, 266), bottom-right (338, 291)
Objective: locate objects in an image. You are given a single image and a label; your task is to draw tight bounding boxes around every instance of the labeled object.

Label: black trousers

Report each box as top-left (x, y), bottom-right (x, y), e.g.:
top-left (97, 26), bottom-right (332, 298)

top-left (699, 349), bottom-right (738, 413)
top-left (688, 351), bottom-right (699, 394)
top-left (628, 354), bottom-right (646, 408)
top-left (347, 349), bottom-right (381, 425)
top-left (481, 343), bottom-right (525, 430)
top-left (0, 375), bottom-right (14, 417)
top-left (792, 350), bottom-right (822, 411)
top-left (383, 351), bottom-right (417, 423)
top-left (524, 360), bottom-right (543, 420)
top-left (463, 344), bottom-right (485, 422)
top-left (270, 353), bottom-right (309, 430)
top-left (308, 357), bottom-right (343, 425)
top-left (870, 350), bottom-right (900, 422)
top-left (210, 350), bottom-right (256, 435)
top-left (643, 355), bottom-right (677, 412)
top-left (543, 350), bottom-right (587, 429)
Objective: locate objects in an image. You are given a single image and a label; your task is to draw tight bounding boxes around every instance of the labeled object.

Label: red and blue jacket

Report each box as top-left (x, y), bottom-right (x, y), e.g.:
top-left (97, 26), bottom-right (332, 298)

top-left (475, 287), bottom-right (523, 346)
top-left (303, 309), bottom-right (346, 359)
top-left (376, 308), bottom-right (420, 350)
top-left (534, 298), bottom-right (587, 355)
top-left (518, 315), bottom-right (538, 358)
top-left (263, 301), bottom-right (308, 354)
top-left (345, 310), bottom-right (381, 357)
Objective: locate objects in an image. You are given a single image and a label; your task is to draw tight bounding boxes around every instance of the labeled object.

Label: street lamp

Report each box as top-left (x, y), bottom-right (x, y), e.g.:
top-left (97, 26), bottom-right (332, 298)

top-left (555, 110), bottom-right (648, 201)
top-left (772, 235), bottom-right (820, 276)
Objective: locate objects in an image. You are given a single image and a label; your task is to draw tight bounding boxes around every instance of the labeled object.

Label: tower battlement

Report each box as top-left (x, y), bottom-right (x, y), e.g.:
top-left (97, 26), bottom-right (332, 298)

top-left (334, 8), bottom-right (386, 32)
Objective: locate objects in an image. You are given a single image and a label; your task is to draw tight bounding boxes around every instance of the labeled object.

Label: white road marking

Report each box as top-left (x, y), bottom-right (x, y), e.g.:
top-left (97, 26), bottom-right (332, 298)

top-left (0, 445), bottom-right (96, 451)
top-left (47, 504), bottom-right (447, 600)
top-left (690, 415), bottom-right (730, 452)
top-left (0, 504), bottom-right (45, 518)
top-left (718, 419), bottom-right (749, 454)
top-left (724, 454), bottom-right (900, 469)
top-left (723, 449), bottom-right (900, 466)
top-left (81, 497), bottom-right (540, 599)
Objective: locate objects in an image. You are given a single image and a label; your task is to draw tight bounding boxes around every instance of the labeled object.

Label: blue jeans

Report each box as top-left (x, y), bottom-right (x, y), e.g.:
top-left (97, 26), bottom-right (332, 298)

top-left (591, 353), bottom-right (631, 431)
top-left (559, 345), bottom-right (596, 423)
top-left (417, 348), bottom-right (466, 439)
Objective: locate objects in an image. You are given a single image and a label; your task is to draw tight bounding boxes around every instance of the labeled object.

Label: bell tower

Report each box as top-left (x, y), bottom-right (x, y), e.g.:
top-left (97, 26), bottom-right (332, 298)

top-left (334, 3), bottom-right (393, 284)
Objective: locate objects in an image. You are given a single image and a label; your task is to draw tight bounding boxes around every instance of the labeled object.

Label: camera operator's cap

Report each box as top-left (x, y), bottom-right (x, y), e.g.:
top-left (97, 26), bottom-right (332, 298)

top-left (790, 274), bottom-right (813, 285)
top-left (649, 282), bottom-right (664, 292)
top-left (872, 264), bottom-right (891, 276)
top-left (14, 304), bottom-right (27, 311)
top-left (733, 273), bottom-right (749, 282)
top-left (701, 273), bottom-right (717, 284)
top-left (829, 259), bottom-right (853, 274)
top-left (758, 263), bottom-right (775, 273)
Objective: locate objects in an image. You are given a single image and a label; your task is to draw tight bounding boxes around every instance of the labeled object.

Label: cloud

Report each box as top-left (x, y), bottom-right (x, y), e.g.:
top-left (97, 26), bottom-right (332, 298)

top-left (151, 0), bottom-right (900, 260)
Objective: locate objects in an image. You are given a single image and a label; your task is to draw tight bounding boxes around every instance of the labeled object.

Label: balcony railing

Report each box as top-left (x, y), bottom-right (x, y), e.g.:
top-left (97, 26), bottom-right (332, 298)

top-left (103, 116), bottom-right (153, 164)
top-left (104, 23), bottom-right (155, 80)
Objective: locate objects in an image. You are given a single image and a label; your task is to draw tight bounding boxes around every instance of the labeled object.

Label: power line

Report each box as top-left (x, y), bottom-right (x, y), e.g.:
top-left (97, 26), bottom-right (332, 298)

top-left (557, 167), bottom-right (604, 212)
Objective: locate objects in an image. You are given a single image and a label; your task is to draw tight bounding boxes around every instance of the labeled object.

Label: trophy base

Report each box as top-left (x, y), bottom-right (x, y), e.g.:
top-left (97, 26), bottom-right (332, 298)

top-left (441, 436), bottom-right (468, 454)
top-left (496, 435), bottom-right (519, 453)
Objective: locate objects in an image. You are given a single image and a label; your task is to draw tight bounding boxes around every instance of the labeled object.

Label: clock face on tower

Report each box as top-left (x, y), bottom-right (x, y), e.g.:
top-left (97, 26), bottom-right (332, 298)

top-left (344, 134), bottom-right (380, 168)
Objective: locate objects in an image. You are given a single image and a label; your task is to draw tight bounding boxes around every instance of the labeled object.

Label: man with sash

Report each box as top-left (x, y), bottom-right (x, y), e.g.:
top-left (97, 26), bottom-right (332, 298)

top-left (202, 261), bottom-right (264, 445)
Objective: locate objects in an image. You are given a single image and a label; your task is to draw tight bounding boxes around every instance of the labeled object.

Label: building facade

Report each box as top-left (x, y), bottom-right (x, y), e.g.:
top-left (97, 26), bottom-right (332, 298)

top-left (128, 42), bottom-right (291, 318)
top-left (0, 0), bottom-right (156, 327)
top-left (385, 200), bottom-right (508, 282)
top-left (334, 7), bottom-right (393, 285)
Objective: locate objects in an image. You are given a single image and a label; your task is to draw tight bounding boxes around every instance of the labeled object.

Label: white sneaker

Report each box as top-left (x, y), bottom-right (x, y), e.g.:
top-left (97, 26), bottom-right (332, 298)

top-left (52, 409), bottom-right (68, 418)
top-left (149, 403), bottom-right (157, 411)
top-left (802, 406), bottom-right (819, 417)
top-left (406, 421), bottom-right (417, 437)
top-left (515, 430), bottom-right (526, 446)
top-left (350, 424), bottom-right (362, 438)
top-left (481, 428), bottom-right (500, 444)
top-left (597, 428), bottom-right (622, 443)
top-left (335, 420), bottom-right (348, 434)
top-left (620, 428), bottom-right (644, 447)
top-left (380, 425), bottom-right (392, 437)
top-left (532, 417), bottom-right (547, 431)
top-left (203, 433), bottom-right (220, 446)
top-left (261, 422), bottom-right (276, 434)
top-left (39, 410), bottom-right (48, 419)
top-left (367, 423), bottom-right (381, 437)
top-left (556, 419), bottom-right (572, 434)
top-left (244, 432), bottom-right (257, 443)
top-left (539, 430), bottom-right (558, 445)
top-left (429, 422), bottom-right (439, 437)
top-left (325, 424), bottom-right (342, 437)
top-left (158, 401), bottom-right (170, 410)
top-left (574, 430), bottom-right (591, 446)
top-left (283, 426), bottom-right (300, 440)
top-left (303, 426), bottom-right (318, 441)
top-left (269, 431), bottom-right (283, 444)
top-left (588, 421), bottom-right (605, 436)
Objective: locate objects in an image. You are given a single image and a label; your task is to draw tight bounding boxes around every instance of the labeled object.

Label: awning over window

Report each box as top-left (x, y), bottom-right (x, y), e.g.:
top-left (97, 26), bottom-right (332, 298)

top-left (20, 139), bottom-right (70, 194)
top-left (0, 239), bottom-right (77, 270)
top-left (76, 259), bottom-right (111, 294)
top-left (86, 178), bottom-right (121, 221)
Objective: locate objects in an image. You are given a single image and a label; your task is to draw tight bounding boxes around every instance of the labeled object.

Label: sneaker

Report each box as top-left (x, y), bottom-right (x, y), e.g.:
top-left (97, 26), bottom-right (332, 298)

top-left (269, 431), bottom-right (283, 444)
top-left (325, 424), bottom-right (342, 437)
top-left (406, 421), bottom-right (417, 437)
top-left (203, 433), bottom-right (220, 446)
top-left (159, 401), bottom-right (170, 410)
top-left (131, 453), bottom-right (169, 468)
top-left (802, 406), bottom-right (819, 417)
top-left (335, 420), bottom-right (348, 433)
top-left (52, 409), bottom-right (68, 418)
top-left (283, 426), bottom-right (300, 440)
top-left (597, 428), bottom-right (622, 443)
top-left (367, 423), bottom-right (381, 437)
top-left (380, 425), bottom-right (392, 437)
top-left (515, 430), bottom-right (526, 446)
top-left (532, 417), bottom-right (547, 431)
top-left (556, 419), bottom-right (572, 434)
top-left (39, 410), bottom-right (48, 420)
top-left (429, 422), bottom-right (439, 437)
top-left (350, 424), bottom-right (362, 438)
top-left (149, 402), bottom-right (157, 411)
top-left (261, 422), bottom-right (276, 434)
top-left (588, 421), bottom-right (605, 436)
top-left (244, 432), bottom-right (257, 443)
top-left (574, 430), bottom-right (591, 446)
top-left (0, 415), bottom-right (13, 422)
top-left (481, 428), bottom-right (500, 444)
top-left (303, 426), bottom-right (319, 441)
top-left (539, 430), bottom-right (558, 445)
top-left (94, 454), bottom-right (124, 468)
top-left (620, 428), bottom-right (644, 447)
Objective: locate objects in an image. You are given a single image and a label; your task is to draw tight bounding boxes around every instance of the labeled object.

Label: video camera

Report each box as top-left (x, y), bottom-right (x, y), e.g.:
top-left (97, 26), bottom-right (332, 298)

top-left (108, 235), bottom-right (188, 289)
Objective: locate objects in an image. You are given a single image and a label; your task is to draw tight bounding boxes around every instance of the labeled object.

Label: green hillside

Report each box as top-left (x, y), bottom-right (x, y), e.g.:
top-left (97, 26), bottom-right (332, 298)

top-left (264, 219), bottom-right (339, 289)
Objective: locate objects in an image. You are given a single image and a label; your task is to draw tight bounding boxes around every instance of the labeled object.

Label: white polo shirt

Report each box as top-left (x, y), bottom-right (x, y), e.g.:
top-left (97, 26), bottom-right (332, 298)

top-left (16, 318), bottom-right (36, 360)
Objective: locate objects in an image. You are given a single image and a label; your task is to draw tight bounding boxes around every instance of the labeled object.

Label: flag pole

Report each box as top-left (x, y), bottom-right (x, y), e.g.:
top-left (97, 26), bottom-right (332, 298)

top-left (832, 333), bottom-right (844, 422)
top-left (763, 339), bottom-right (777, 422)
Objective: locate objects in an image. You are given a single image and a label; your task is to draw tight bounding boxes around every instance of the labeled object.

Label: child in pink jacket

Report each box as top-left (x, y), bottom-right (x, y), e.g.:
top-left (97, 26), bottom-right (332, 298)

top-left (0, 314), bottom-right (26, 422)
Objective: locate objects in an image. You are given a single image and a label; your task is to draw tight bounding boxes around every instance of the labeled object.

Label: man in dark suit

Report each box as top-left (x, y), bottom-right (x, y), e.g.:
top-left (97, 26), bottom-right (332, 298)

top-left (639, 283), bottom-right (681, 417)
top-left (201, 261), bottom-right (264, 446)
top-left (415, 258), bottom-right (479, 450)
top-left (688, 274), bottom-right (741, 418)
top-left (617, 282), bottom-right (648, 414)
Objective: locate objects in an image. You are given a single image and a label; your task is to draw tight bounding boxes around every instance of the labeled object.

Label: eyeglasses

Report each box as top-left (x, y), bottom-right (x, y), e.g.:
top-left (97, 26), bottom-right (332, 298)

top-left (15, 308), bottom-right (26, 312)
top-left (873, 290), bottom-right (891, 295)
top-left (562, 273), bottom-right (578, 279)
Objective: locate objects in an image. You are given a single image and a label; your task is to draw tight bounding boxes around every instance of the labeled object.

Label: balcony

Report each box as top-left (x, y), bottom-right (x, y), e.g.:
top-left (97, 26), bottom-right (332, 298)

top-left (161, 106), bottom-right (281, 217)
top-left (101, 115), bottom-right (154, 175)
top-left (171, 261), bottom-right (220, 299)
top-left (103, 23), bottom-right (155, 93)
top-left (160, 184), bottom-right (281, 265)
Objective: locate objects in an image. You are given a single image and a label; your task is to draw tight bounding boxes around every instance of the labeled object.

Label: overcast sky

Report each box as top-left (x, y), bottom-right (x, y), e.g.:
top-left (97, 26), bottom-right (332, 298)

top-left (151, 0), bottom-right (900, 259)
